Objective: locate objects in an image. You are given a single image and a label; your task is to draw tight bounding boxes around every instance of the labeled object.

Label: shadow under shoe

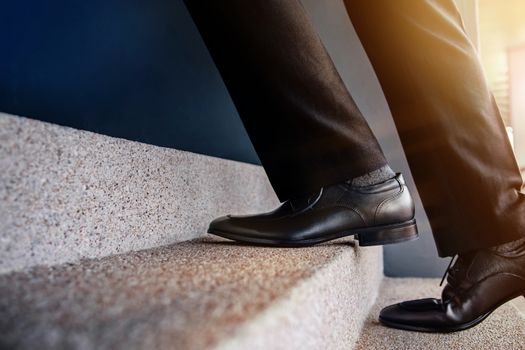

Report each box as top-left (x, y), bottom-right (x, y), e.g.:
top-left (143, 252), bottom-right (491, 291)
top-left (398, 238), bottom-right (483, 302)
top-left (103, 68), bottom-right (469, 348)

top-left (208, 173), bottom-right (418, 247)
top-left (379, 238), bottom-right (525, 333)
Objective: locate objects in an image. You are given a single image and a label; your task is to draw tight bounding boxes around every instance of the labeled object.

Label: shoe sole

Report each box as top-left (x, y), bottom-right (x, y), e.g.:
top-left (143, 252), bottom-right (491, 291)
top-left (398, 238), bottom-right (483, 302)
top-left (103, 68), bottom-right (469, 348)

top-left (207, 219), bottom-right (418, 247)
top-left (378, 292), bottom-right (525, 333)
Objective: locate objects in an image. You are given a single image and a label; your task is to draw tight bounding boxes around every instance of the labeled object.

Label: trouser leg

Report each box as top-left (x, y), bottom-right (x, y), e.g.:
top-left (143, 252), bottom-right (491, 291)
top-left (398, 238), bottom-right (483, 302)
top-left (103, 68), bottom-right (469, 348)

top-left (344, 0), bottom-right (525, 256)
top-left (183, 0), bottom-right (387, 202)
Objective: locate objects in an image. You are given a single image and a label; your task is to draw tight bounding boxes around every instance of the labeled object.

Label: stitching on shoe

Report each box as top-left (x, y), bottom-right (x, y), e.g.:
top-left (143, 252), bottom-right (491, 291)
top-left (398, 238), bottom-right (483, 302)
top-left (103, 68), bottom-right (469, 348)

top-left (330, 205), bottom-right (367, 225)
top-left (373, 185), bottom-right (404, 225)
top-left (289, 187), bottom-right (324, 218)
top-left (459, 272), bottom-right (525, 299)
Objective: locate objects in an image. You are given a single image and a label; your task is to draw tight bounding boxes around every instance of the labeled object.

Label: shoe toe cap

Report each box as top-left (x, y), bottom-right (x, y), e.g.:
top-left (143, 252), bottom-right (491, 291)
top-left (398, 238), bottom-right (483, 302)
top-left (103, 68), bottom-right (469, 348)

top-left (399, 298), bottom-right (442, 311)
top-left (379, 298), bottom-right (445, 330)
top-left (379, 303), bottom-right (405, 323)
top-left (208, 215), bottom-right (233, 233)
top-left (380, 298), bottom-right (442, 321)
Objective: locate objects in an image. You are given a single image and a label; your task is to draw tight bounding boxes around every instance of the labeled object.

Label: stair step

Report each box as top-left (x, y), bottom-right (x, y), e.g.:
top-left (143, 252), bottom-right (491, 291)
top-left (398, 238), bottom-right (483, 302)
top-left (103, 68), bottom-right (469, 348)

top-left (0, 236), bottom-right (382, 350)
top-left (355, 278), bottom-right (525, 349)
top-left (0, 113), bottom-right (278, 273)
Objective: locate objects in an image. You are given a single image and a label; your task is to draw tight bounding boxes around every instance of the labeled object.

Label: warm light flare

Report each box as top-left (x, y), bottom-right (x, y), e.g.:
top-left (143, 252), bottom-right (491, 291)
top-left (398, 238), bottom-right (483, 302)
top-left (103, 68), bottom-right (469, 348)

top-left (478, 0), bottom-right (525, 169)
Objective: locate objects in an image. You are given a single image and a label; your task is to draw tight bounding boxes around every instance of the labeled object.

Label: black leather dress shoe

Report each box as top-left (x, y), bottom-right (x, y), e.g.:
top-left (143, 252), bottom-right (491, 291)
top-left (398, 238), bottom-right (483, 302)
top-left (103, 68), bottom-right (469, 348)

top-left (379, 238), bottom-right (525, 333)
top-left (208, 173), bottom-right (418, 246)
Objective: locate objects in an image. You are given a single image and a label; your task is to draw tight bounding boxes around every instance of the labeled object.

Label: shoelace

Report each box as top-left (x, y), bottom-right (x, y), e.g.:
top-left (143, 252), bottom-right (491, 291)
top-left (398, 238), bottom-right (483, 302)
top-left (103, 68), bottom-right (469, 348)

top-left (439, 254), bottom-right (458, 287)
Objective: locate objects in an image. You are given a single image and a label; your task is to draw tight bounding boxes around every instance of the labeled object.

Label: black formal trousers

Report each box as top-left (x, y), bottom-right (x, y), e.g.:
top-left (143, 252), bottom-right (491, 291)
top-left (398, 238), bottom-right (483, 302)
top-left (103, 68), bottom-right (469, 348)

top-left (184, 0), bottom-right (525, 257)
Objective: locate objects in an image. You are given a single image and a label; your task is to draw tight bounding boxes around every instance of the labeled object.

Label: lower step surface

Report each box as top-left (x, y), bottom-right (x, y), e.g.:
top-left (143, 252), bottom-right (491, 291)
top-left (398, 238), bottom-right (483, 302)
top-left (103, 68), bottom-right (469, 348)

top-left (355, 278), bottom-right (525, 349)
top-left (0, 236), bottom-right (382, 350)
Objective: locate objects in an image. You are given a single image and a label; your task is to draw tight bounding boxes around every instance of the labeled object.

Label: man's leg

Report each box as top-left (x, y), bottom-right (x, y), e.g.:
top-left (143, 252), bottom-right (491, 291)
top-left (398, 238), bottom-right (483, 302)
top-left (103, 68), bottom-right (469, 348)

top-left (183, 0), bottom-right (418, 247)
top-left (345, 0), bottom-right (525, 257)
top-left (344, 0), bottom-right (525, 332)
top-left (183, 0), bottom-right (388, 201)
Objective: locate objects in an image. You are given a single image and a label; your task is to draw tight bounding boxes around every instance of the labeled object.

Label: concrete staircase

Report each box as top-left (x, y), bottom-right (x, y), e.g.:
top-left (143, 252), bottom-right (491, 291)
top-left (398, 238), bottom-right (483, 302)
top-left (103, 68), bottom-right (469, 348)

top-left (0, 113), bottom-right (278, 273)
top-left (1, 113), bottom-right (524, 349)
top-left (0, 237), bottom-right (382, 350)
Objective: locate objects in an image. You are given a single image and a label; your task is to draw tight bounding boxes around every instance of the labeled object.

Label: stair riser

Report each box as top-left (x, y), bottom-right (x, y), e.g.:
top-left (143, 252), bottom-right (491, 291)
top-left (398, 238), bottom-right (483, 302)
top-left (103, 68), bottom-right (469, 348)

top-left (0, 114), bottom-right (279, 273)
top-left (215, 248), bottom-right (383, 350)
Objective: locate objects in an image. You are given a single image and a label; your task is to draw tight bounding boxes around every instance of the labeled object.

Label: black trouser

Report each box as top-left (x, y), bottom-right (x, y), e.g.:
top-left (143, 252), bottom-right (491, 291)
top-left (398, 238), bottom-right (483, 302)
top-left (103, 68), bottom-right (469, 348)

top-left (184, 0), bottom-right (525, 257)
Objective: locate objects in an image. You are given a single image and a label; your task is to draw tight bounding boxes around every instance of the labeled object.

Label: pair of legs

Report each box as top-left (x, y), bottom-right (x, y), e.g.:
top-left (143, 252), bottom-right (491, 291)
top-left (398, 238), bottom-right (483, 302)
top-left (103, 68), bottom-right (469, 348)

top-left (184, 0), bottom-right (525, 332)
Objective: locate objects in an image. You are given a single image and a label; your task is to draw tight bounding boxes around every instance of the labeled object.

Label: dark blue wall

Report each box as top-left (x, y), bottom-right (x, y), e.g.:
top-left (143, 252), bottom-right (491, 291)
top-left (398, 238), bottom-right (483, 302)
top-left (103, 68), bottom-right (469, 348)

top-left (1, 0), bottom-right (447, 277)
top-left (0, 0), bottom-right (260, 164)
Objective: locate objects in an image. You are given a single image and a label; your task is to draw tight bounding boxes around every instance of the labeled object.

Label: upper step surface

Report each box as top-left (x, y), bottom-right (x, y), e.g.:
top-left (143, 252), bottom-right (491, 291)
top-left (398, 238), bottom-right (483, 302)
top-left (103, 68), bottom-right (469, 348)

top-left (0, 113), bottom-right (279, 273)
top-left (0, 236), bottom-right (382, 350)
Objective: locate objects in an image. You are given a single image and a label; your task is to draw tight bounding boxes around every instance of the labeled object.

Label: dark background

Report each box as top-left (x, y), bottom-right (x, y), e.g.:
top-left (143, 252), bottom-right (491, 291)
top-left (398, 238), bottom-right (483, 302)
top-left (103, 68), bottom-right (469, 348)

top-left (0, 0), bottom-right (260, 164)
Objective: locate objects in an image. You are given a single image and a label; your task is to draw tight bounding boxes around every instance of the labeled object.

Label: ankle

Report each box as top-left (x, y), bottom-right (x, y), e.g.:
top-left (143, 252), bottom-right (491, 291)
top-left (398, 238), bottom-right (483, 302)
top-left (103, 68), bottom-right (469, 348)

top-left (347, 165), bottom-right (396, 187)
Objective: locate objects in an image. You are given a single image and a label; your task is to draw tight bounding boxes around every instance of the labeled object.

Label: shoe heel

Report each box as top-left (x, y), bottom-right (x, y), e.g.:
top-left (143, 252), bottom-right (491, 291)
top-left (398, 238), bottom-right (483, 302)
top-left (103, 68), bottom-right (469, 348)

top-left (356, 220), bottom-right (418, 246)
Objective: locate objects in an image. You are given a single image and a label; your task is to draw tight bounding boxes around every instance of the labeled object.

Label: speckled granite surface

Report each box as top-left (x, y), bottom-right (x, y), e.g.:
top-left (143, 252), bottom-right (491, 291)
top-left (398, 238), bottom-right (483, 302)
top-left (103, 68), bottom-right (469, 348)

top-left (0, 113), bottom-right (279, 273)
top-left (355, 278), bottom-right (525, 349)
top-left (0, 236), bottom-right (382, 350)
top-left (514, 296), bottom-right (525, 317)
